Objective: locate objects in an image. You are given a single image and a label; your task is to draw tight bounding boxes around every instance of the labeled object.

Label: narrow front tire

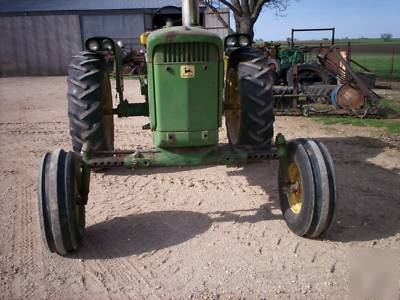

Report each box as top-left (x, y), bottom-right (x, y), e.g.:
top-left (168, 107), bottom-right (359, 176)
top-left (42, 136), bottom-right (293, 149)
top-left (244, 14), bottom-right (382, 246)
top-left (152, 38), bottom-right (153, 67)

top-left (278, 139), bottom-right (337, 237)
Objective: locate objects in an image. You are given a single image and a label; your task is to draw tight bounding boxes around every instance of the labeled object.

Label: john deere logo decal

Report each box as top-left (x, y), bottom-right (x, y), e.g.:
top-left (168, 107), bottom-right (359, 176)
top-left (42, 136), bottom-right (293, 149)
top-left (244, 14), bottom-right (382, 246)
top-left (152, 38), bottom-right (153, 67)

top-left (180, 65), bottom-right (195, 78)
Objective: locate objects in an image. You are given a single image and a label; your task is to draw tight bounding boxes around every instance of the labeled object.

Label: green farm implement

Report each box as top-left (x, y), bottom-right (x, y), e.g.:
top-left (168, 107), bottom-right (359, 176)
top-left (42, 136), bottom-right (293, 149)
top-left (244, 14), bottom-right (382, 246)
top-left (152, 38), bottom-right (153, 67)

top-left (38, 0), bottom-right (337, 256)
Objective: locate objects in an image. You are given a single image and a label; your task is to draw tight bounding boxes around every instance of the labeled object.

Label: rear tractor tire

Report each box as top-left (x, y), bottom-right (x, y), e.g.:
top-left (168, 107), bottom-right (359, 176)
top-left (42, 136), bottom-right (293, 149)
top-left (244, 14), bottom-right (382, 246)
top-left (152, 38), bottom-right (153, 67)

top-left (67, 51), bottom-right (114, 153)
top-left (38, 149), bottom-right (89, 255)
top-left (225, 50), bottom-right (276, 148)
top-left (278, 139), bottom-right (336, 238)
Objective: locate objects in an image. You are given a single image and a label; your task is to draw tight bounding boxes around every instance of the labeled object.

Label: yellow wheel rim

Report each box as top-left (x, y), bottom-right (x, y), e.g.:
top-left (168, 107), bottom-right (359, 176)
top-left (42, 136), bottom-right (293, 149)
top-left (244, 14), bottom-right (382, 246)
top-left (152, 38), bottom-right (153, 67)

top-left (225, 68), bottom-right (241, 144)
top-left (287, 162), bottom-right (303, 214)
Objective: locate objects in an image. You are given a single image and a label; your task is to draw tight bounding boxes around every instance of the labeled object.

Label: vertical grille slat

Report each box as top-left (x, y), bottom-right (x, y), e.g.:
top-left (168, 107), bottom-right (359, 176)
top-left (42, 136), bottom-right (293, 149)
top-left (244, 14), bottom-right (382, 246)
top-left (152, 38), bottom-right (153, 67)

top-left (188, 43), bottom-right (192, 62)
top-left (159, 42), bottom-right (211, 63)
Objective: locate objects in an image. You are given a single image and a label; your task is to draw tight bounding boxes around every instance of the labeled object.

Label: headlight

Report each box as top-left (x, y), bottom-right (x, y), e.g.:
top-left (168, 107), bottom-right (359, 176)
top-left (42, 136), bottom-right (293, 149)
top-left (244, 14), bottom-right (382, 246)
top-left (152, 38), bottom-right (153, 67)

top-left (226, 36), bottom-right (237, 47)
top-left (102, 39), bottom-right (113, 51)
top-left (239, 35), bottom-right (250, 47)
top-left (87, 40), bottom-right (100, 51)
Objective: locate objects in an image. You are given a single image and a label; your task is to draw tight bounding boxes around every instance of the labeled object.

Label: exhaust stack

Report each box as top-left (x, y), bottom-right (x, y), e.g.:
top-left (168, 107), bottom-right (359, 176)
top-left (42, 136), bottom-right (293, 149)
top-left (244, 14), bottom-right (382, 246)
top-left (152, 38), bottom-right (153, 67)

top-left (182, 0), bottom-right (200, 27)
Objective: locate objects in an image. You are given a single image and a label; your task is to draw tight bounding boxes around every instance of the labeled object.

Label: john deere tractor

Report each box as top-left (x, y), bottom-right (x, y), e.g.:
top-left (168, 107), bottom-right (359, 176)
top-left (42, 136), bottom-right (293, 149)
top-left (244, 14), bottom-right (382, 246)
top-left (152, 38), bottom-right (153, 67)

top-left (38, 0), bottom-right (337, 256)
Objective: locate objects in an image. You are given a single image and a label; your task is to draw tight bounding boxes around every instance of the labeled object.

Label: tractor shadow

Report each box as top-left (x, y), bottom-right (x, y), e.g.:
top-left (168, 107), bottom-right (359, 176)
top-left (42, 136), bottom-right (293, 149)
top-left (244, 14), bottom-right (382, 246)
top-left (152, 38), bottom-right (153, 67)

top-left (77, 136), bottom-right (399, 259)
top-left (76, 159), bottom-right (282, 259)
top-left (75, 204), bottom-right (279, 259)
top-left (314, 136), bottom-right (400, 243)
top-left (233, 136), bottom-right (400, 243)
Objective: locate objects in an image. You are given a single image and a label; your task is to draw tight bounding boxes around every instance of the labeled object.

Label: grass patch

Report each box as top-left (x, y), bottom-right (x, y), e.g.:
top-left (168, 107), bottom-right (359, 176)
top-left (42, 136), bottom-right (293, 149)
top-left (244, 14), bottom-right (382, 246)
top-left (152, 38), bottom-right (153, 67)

top-left (351, 54), bottom-right (400, 80)
top-left (314, 96), bottom-right (400, 134)
top-left (314, 117), bottom-right (400, 134)
top-left (379, 96), bottom-right (400, 118)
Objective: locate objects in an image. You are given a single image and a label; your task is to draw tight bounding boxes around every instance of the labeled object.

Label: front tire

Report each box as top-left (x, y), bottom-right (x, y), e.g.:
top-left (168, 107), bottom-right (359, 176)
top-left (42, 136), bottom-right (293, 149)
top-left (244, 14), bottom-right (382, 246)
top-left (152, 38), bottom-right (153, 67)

top-left (278, 139), bottom-right (337, 237)
top-left (38, 149), bottom-right (88, 255)
top-left (67, 51), bottom-right (114, 152)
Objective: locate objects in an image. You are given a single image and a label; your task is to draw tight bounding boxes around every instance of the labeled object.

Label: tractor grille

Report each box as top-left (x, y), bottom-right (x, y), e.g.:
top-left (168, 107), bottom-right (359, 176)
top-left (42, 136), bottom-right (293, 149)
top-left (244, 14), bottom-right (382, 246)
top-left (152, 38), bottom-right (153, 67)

top-left (161, 42), bottom-right (210, 63)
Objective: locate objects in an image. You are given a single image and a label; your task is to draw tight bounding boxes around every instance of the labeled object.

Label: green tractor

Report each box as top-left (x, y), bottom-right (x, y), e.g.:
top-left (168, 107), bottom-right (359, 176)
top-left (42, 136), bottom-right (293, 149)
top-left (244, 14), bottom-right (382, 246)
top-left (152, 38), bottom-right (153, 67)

top-left (38, 0), bottom-right (337, 256)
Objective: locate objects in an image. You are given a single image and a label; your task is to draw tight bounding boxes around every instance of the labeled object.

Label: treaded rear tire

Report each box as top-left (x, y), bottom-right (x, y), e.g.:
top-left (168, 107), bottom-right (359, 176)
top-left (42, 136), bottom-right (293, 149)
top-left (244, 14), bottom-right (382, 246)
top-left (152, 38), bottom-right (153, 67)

top-left (225, 48), bottom-right (275, 147)
top-left (67, 51), bottom-right (114, 152)
top-left (287, 63), bottom-right (336, 87)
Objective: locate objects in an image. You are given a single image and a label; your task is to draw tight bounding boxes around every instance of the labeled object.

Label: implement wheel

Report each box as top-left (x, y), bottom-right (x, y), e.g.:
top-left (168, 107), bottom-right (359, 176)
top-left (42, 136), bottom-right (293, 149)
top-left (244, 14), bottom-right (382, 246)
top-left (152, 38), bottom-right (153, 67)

top-left (278, 139), bottom-right (336, 237)
top-left (225, 48), bottom-right (276, 147)
top-left (38, 149), bottom-right (89, 255)
top-left (287, 63), bottom-right (336, 87)
top-left (67, 51), bottom-right (114, 152)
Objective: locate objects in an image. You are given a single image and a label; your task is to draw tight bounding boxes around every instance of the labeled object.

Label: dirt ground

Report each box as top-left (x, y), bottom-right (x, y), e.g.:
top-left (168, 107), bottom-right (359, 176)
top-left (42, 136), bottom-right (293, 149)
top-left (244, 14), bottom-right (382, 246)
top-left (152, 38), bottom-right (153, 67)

top-left (0, 77), bottom-right (399, 299)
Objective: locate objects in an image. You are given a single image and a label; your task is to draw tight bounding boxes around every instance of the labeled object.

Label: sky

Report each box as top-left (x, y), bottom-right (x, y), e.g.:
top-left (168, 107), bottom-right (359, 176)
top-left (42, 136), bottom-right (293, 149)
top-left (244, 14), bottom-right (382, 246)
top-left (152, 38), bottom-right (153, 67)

top-left (250, 0), bottom-right (400, 41)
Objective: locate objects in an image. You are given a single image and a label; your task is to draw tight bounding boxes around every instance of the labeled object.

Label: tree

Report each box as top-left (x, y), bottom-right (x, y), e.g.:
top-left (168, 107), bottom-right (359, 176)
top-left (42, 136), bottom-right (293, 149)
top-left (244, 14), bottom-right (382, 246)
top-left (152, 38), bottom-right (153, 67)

top-left (381, 33), bottom-right (393, 42)
top-left (201, 0), bottom-right (289, 39)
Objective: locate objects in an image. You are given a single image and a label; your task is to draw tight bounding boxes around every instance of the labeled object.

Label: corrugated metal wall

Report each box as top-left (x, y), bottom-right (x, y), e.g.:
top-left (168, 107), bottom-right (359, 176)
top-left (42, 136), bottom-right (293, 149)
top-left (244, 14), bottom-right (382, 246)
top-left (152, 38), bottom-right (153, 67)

top-left (204, 8), bottom-right (230, 39)
top-left (0, 15), bottom-right (82, 76)
top-left (80, 14), bottom-right (145, 50)
top-left (144, 13), bottom-right (153, 31)
top-left (0, 9), bottom-right (229, 76)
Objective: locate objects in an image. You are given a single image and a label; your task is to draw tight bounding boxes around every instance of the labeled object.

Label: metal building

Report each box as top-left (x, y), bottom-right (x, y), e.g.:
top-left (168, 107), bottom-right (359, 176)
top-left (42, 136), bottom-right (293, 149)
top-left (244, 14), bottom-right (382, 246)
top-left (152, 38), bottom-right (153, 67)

top-left (0, 0), bottom-right (230, 76)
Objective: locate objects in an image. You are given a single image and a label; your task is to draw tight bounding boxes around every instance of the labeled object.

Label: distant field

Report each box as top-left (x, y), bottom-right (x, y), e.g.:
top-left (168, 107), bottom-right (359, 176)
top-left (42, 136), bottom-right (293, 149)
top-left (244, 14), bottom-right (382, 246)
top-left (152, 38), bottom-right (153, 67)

top-left (284, 38), bottom-right (400, 47)
top-left (351, 53), bottom-right (400, 80)
top-left (335, 38), bottom-right (400, 46)
top-left (342, 39), bottom-right (399, 80)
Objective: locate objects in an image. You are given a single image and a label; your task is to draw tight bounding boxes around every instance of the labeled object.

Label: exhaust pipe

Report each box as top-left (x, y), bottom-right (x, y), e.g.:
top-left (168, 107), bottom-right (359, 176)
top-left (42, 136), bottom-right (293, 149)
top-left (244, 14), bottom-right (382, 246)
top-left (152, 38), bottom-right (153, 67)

top-left (182, 0), bottom-right (200, 27)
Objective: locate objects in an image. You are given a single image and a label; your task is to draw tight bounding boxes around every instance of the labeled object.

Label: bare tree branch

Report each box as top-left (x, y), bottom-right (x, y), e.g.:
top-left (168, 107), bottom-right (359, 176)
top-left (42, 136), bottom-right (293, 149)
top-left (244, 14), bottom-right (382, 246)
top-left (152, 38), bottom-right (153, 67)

top-left (207, 0), bottom-right (290, 38)
top-left (241, 0), bottom-right (250, 15)
top-left (231, 0), bottom-right (244, 16)
top-left (249, 0), bottom-right (257, 11)
top-left (265, 0), bottom-right (289, 17)
top-left (251, 0), bottom-right (265, 19)
top-left (206, 0), bottom-right (244, 17)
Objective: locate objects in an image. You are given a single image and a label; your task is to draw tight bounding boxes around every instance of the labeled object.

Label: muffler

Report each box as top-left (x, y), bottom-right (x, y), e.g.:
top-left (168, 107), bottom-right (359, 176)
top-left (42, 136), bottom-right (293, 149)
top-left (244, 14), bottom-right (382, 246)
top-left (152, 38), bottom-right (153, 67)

top-left (182, 0), bottom-right (200, 27)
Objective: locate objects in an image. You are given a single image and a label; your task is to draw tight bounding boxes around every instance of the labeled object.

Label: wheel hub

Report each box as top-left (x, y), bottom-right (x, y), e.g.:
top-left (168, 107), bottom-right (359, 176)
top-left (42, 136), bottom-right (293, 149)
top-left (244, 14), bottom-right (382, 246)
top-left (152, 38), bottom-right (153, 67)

top-left (287, 162), bottom-right (302, 214)
top-left (225, 68), bottom-right (241, 144)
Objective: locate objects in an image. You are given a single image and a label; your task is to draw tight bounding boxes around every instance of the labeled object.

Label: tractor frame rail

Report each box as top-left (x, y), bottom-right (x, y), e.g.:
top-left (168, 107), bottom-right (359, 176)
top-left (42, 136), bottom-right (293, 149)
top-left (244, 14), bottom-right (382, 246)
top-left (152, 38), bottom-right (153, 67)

top-left (82, 134), bottom-right (287, 169)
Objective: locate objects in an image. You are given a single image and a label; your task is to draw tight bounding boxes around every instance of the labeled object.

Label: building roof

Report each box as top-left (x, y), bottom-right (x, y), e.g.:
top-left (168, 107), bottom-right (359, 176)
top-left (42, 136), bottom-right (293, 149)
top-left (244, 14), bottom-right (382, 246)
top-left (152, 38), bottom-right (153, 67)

top-left (0, 0), bottom-right (183, 14)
